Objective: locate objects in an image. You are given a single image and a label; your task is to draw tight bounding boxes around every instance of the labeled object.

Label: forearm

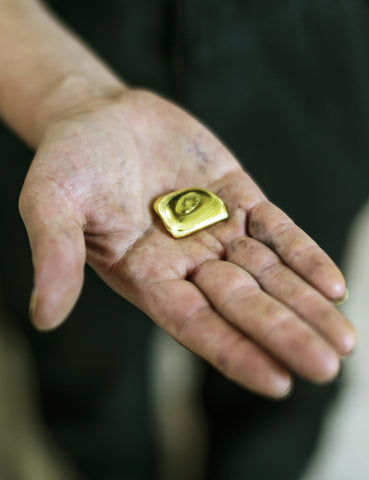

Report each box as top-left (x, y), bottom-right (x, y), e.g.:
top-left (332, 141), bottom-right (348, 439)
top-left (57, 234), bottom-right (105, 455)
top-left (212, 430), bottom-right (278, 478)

top-left (0, 0), bottom-right (126, 147)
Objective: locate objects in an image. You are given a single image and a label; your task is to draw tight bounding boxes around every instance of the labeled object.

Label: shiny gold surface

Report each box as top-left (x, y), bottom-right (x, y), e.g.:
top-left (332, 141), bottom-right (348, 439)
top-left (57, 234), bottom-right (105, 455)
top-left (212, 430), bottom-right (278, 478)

top-left (153, 188), bottom-right (229, 238)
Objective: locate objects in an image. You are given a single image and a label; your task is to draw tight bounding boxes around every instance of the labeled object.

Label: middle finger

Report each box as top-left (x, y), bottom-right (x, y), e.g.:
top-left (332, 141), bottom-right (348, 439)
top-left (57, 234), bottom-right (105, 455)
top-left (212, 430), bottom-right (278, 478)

top-left (191, 259), bottom-right (340, 382)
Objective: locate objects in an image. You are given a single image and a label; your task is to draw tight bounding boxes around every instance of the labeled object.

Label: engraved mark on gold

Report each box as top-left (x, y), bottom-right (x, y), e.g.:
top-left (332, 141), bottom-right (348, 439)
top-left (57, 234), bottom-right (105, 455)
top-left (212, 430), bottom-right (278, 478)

top-left (153, 188), bottom-right (229, 238)
top-left (174, 191), bottom-right (202, 216)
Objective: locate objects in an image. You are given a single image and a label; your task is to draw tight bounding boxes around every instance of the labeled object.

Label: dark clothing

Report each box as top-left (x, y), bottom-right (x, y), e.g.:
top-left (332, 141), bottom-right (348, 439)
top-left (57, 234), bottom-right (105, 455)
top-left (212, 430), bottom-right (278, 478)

top-left (1, 1), bottom-right (369, 479)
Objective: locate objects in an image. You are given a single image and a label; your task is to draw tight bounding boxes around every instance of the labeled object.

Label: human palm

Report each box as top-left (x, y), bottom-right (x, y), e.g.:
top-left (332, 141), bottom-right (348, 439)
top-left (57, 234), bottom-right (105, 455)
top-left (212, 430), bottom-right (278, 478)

top-left (20, 90), bottom-right (355, 397)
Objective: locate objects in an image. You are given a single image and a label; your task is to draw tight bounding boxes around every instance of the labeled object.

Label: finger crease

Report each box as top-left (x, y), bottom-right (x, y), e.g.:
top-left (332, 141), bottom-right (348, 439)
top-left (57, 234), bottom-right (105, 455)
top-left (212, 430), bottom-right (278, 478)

top-left (263, 314), bottom-right (295, 346)
top-left (258, 260), bottom-right (284, 281)
top-left (219, 283), bottom-right (260, 317)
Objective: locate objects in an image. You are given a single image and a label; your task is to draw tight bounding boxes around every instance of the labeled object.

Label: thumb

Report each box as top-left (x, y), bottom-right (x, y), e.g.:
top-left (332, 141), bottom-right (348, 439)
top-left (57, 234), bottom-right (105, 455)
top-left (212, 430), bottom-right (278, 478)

top-left (19, 183), bottom-right (86, 330)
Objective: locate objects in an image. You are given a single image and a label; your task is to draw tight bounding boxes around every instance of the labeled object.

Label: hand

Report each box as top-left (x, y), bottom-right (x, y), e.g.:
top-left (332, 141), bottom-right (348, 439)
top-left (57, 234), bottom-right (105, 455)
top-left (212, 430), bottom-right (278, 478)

top-left (20, 89), bottom-right (356, 398)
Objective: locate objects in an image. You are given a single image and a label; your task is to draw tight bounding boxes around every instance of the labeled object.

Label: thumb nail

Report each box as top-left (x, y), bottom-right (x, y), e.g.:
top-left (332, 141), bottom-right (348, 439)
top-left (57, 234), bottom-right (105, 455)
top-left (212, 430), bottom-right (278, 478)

top-left (29, 287), bottom-right (37, 321)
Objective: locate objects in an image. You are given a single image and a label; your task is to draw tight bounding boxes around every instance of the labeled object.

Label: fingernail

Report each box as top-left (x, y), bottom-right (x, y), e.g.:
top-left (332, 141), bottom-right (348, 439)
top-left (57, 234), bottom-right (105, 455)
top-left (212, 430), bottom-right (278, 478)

top-left (278, 381), bottom-right (294, 400)
top-left (341, 349), bottom-right (355, 360)
top-left (29, 287), bottom-right (37, 321)
top-left (333, 288), bottom-right (349, 306)
top-left (272, 375), bottom-right (293, 400)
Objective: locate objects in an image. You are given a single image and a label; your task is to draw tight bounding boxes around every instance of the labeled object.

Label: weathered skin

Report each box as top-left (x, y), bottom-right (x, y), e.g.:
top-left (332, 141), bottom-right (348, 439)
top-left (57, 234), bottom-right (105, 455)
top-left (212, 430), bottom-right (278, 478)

top-left (19, 90), bottom-right (356, 398)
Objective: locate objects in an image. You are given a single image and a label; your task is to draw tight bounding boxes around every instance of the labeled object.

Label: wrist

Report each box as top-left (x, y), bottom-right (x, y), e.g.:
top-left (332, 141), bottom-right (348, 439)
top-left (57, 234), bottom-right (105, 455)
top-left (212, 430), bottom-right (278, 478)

top-left (0, 0), bottom-right (128, 148)
top-left (32, 72), bottom-right (127, 146)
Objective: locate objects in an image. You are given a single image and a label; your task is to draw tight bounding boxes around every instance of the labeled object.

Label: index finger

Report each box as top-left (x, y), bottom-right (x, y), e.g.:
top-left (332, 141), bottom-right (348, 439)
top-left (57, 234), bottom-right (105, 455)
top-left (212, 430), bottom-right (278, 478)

top-left (247, 200), bottom-right (346, 301)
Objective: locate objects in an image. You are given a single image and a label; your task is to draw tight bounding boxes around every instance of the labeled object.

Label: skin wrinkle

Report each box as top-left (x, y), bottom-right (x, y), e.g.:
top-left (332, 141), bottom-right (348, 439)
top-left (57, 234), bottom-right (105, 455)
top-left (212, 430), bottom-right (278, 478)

top-left (261, 223), bottom-right (290, 251)
top-left (262, 311), bottom-right (298, 348)
top-left (294, 289), bottom-right (325, 315)
top-left (174, 301), bottom-right (214, 347)
top-left (227, 237), bottom-right (285, 281)
top-left (35, 171), bottom-right (75, 200)
top-left (247, 200), bottom-right (290, 240)
top-left (258, 258), bottom-right (284, 282)
top-left (191, 138), bottom-right (211, 163)
top-left (189, 231), bottom-right (225, 261)
top-left (104, 223), bottom-right (159, 278)
top-left (143, 279), bottom-right (210, 338)
top-left (190, 258), bottom-right (223, 284)
top-left (118, 231), bottom-right (188, 286)
top-left (218, 282), bottom-right (261, 320)
top-left (204, 212), bottom-right (246, 256)
top-left (183, 248), bottom-right (221, 281)
top-left (287, 241), bottom-right (319, 263)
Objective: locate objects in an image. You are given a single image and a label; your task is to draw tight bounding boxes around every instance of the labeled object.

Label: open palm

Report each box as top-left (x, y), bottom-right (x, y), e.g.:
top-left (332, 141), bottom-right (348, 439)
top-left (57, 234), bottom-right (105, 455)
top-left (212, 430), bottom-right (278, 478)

top-left (20, 90), bottom-right (355, 397)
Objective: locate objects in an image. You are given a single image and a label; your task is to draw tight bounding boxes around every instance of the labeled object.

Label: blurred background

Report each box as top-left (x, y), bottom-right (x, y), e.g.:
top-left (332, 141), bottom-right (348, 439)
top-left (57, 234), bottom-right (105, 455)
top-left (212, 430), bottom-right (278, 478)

top-left (1, 1), bottom-right (369, 479)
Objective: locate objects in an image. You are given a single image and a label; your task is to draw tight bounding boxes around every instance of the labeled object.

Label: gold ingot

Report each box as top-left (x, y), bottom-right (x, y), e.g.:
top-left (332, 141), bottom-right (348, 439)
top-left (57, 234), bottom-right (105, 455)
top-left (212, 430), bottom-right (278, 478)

top-left (153, 188), bottom-right (229, 238)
